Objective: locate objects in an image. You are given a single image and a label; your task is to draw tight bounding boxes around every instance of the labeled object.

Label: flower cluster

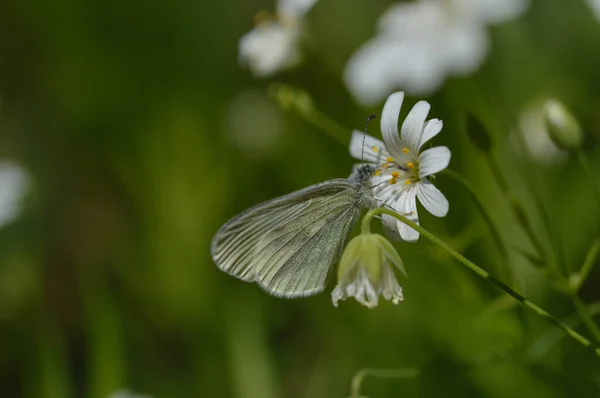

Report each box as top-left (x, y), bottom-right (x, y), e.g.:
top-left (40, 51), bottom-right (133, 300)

top-left (238, 0), bottom-right (318, 77)
top-left (345, 0), bottom-right (529, 104)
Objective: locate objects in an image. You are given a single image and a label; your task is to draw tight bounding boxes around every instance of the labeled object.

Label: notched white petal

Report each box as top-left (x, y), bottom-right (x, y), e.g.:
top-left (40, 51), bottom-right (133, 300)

top-left (396, 187), bottom-right (419, 242)
top-left (380, 92), bottom-right (405, 155)
top-left (418, 119), bottom-right (443, 150)
top-left (416, 179), bottom-right (449, 217)
top-left (418, 146), bottom-right (451, 178)
top-left (401, 101), bottom-right (431, 152)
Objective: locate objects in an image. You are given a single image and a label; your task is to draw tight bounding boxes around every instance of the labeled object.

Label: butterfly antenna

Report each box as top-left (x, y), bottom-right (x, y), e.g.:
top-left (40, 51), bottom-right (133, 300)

top-left (361, 114), bottom-right (377, 166)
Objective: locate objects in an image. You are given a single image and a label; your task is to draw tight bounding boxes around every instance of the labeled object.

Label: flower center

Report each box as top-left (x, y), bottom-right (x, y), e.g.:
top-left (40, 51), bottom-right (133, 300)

top-left (376, 147), bottom-right (420, 186)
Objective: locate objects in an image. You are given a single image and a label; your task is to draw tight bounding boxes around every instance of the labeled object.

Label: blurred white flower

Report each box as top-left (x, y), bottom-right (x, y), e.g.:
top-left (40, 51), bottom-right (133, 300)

top-left (349, 92), bottom-right (450, 241)
top-left (587, 0), bottom-right (600, 21)
top-left (0, 161), bottom-right (29, 229)
top-left (332, 233), bottom-right (405, 308)
top-left (239, 0), bottom-right (318, 77)
top-left (108, 389), bottom-right (152, 398)
top-left (344, 0), bottom-right (529, 105)
top-left (518, 99), bottom-right (568, 166)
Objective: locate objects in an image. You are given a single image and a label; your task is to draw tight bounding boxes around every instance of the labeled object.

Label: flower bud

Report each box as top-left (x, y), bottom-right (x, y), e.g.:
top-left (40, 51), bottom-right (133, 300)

top-left (332, 234), bottom-right (405, 308)
top-left (543, 98), bottom-right (583, 151)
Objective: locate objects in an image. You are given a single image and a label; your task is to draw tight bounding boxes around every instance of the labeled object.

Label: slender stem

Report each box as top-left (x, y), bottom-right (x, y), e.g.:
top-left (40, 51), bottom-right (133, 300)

top-left (572, 295), bottom-right (600, 344)
top-left (442, 169), bottom-right (513, 283)
top-left (350, 368), bottom-right (419, 398)
top-left (484, 155), bottom-right (510, 194)
top-left (302, 108), bottom-right (350, 146)
top-left (573, 238), bottom-right (600, 293)
top-left (528, 302), bottom-right (600, 361)
top-left (484, 154), bottom-right (554, 272)
top-left (362, 207), bottom-right (600, 357)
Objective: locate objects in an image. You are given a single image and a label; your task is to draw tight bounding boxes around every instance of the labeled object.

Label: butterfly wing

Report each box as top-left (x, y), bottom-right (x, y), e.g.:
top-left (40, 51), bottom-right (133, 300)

top-left (211, 179), bottom-right (363, 298)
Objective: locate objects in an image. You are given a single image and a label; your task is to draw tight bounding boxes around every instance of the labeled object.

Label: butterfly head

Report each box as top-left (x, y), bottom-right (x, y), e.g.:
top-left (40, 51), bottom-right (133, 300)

top-left (356, 164), bottom-right (376, 185)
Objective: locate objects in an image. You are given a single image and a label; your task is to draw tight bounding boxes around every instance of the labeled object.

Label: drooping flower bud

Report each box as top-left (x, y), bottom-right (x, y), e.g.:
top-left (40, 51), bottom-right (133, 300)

top-left (332, 234), bottom-right (406, 308)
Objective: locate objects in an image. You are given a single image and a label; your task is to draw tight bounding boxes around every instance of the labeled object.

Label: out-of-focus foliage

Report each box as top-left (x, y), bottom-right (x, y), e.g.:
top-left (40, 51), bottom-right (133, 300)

top-left (0, 0), bottom-right (599, 397)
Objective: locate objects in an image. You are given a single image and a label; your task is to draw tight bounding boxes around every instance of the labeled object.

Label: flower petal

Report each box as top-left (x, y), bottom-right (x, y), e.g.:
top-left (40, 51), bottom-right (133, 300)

top-left (418, 146), bottom-right (451, 178)
top-left (349, 130), bottom-right (388, 163)
top-left (416, 179), bottom-right (449, 217)
top-left (380, 92), bottom-right (405, 155)
top-left (383, 186), bottom-right (419, 242)
top-left (418, 119), bottom-right (443, 150)
top-left (380, 265), bottom-right (403, 304)
top-left (401, 101), bottom-right (430, 152)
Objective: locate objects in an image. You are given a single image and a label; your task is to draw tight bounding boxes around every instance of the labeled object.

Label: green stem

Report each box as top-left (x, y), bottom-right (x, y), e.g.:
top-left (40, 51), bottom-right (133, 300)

top-left (350, 368), bottom-right (419, 398)
top-left (528, 302), bottom-right (600, 361)
top-left (484, 155), bottom-right (510, 194)
top-left (484, 154), bottom-right (554, 272)
top-left (442, 169), bottom-right (513, 283)
top-left (573, 237), bottom-right (600, 293)
top-left (572, 295), bottom-right (600, 344)
top-left (303, 108), bottom-right (350, 146)
top-left (362, 207), bottom-right (600, 358)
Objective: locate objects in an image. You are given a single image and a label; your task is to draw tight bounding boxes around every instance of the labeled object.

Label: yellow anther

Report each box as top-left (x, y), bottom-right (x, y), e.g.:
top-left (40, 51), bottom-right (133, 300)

top-left (382, 163), bottom-right (390, 169)
top-left (404, 179), bottom-right (412, 185)
top-left (406, 162), bottom-right (415, 169)
top-left (389, 178), bottom-right (398, 185)
top-left (372, 146), bottom-right (379, 153)
top-left (386, 157), bottom-right (394, 163)
top-left (374, 169), bottom-right (381, 177)
top-left (391, 171), bottom-right (400, 178)
top-left (402, 147), bottom-right (410, 154)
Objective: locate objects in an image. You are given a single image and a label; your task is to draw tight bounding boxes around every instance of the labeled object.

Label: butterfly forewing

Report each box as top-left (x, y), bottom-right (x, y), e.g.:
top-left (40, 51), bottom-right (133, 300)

top-left (211, 179), bottom-right (363, 298)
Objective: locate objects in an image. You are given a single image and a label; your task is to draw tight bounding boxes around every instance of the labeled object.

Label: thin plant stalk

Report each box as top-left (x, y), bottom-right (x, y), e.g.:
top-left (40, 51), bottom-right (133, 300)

top-left (361, 207), bottom-right (600, 358)
top-left (350, 368), bottom-right (420, 398)
top-left (442, 169), bottom-right (513, 284)
top-left (484, 154), bottom-right (554, 272)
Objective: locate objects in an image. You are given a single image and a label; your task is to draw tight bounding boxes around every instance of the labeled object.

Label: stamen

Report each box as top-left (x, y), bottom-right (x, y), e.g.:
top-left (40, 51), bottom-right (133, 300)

top-left (406, 162), bottom-right (415, 169)
top-left (374, 169), bottom-right (381, 177)
top-left (382, 163), bottom-right (390, 169)
top-left (389, 178), bottom-right (398, 185)
top-left (404, 179), bottom-right (411, 185)
top-left (402, 147), bottom-right (410, 154)
top-left (385, 157), bottom-right (394, 163)
top-left (391, 171), bottom-right (400, 178)
top-left (372, 146), bottom-right (379, 153)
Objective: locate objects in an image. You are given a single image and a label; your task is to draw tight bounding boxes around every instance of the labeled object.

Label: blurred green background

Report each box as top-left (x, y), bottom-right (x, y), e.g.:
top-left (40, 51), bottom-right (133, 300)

top-left (1, 0), bottom-right (600, 397)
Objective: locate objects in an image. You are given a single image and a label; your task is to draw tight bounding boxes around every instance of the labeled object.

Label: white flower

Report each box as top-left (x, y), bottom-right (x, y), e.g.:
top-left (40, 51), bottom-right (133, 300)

top-left (349, 92), bottom-right (450, 241)
top-left (239, 0), bottom-right (318, 77)
top-left (587, 0), bottom-right (600, 21)
top-left (344, 0), bottom-right (529, 105)
top-left (108, 389), bottom-right (152, 398)
top-left (332, 234), bottom-right (405, 308)
top-left (0, 161), bottom-right (29, 229)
